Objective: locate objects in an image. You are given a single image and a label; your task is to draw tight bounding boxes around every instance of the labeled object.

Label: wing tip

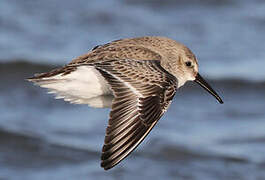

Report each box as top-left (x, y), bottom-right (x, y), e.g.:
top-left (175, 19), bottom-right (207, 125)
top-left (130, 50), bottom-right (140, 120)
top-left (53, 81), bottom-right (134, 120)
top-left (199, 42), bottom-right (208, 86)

top-left (100, 147), bottom-right (124, 170)
top-left (100, 160), bottom-right (115, 170)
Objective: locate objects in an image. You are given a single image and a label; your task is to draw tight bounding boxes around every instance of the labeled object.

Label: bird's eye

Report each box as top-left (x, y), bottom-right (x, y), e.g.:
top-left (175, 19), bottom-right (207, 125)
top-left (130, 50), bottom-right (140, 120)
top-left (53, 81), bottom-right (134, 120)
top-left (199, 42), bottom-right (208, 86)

top-left (185, 61), bottom-right (192, 67)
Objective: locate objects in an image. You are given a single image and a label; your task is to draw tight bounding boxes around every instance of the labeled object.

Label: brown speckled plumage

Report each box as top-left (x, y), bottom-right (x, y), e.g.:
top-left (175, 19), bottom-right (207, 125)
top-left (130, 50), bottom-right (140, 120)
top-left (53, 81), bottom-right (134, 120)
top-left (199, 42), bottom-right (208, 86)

top-left (93, 60), bottom-right (177, 169)
top-left (30, 36), bottom-right (196, 80)
top-left (28, 36), bottom-right (224, 170)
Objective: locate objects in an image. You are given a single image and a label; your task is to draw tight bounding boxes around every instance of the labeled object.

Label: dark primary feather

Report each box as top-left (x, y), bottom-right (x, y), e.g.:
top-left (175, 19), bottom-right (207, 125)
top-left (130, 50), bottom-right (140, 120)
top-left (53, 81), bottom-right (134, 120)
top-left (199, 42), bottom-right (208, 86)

top-left (90, 59), bottom-right (177, 170)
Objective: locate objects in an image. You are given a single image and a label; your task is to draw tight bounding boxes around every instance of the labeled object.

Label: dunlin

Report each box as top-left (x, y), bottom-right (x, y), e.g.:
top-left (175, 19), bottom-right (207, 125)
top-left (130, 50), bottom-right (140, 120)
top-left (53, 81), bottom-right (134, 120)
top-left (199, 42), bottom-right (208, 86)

top-left (28, 36), bottom-right (223, 170)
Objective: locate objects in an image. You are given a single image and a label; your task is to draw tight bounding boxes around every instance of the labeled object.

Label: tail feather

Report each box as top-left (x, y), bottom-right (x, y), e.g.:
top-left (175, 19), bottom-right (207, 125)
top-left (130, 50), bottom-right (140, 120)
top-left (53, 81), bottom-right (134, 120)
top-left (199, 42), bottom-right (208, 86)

top-left (27, 66), bottom-right (77, 81)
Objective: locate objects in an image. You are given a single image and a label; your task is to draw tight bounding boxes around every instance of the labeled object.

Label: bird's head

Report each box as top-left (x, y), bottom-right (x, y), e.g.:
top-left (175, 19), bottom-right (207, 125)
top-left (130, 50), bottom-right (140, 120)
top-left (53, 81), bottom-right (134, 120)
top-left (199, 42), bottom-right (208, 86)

top-left (166, 43), bottom-right (223, 104)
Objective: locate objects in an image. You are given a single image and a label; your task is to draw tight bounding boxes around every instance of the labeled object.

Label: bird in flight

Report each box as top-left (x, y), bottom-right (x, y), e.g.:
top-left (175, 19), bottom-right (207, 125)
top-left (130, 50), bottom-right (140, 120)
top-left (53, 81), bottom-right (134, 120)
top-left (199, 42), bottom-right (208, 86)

top-left (28, 36), bottom-right (223, 170)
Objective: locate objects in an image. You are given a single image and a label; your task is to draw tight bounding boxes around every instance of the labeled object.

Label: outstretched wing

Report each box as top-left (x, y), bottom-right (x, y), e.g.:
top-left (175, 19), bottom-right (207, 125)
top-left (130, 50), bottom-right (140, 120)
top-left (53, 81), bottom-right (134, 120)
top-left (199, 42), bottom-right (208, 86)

top-left (92, 59), bottom-right (177, 170)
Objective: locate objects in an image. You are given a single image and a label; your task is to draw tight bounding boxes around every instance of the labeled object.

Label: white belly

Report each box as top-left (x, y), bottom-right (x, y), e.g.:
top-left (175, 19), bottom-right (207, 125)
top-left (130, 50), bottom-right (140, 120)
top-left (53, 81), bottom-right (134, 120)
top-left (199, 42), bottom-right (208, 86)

top-left (35, 66), bottom-right (113, 108)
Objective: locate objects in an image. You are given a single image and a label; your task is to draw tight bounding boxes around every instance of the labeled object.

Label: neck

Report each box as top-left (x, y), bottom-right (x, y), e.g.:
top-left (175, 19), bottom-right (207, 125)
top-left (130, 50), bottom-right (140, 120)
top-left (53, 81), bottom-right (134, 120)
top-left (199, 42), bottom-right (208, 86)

top-left (177, 77), bottom-right (187, 88)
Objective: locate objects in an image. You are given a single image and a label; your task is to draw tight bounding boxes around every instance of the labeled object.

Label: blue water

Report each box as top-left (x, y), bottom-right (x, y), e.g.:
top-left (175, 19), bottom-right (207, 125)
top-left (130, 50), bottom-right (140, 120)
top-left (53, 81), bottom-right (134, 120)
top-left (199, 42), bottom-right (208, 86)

top-left (0, 0), bottom-right (265, 179)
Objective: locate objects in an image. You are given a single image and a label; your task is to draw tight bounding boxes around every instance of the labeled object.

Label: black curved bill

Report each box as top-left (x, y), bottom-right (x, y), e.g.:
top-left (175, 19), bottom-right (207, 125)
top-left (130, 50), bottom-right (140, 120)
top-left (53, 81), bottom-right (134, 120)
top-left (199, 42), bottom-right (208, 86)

top-left (194, 73), bottom-right (223, 104)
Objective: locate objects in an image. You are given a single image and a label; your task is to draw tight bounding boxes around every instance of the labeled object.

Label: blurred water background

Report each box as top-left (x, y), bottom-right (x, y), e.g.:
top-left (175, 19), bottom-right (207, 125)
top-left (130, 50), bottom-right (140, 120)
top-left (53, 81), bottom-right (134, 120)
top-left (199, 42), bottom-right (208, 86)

top-left (0, 0), bottom-right (265, 179)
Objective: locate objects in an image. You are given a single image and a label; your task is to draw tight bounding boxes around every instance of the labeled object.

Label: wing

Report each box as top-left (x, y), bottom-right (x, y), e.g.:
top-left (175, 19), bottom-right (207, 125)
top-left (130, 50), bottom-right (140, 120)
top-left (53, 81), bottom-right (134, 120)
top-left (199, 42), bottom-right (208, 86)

top-left (92, 59), bottom-right (177, 170)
